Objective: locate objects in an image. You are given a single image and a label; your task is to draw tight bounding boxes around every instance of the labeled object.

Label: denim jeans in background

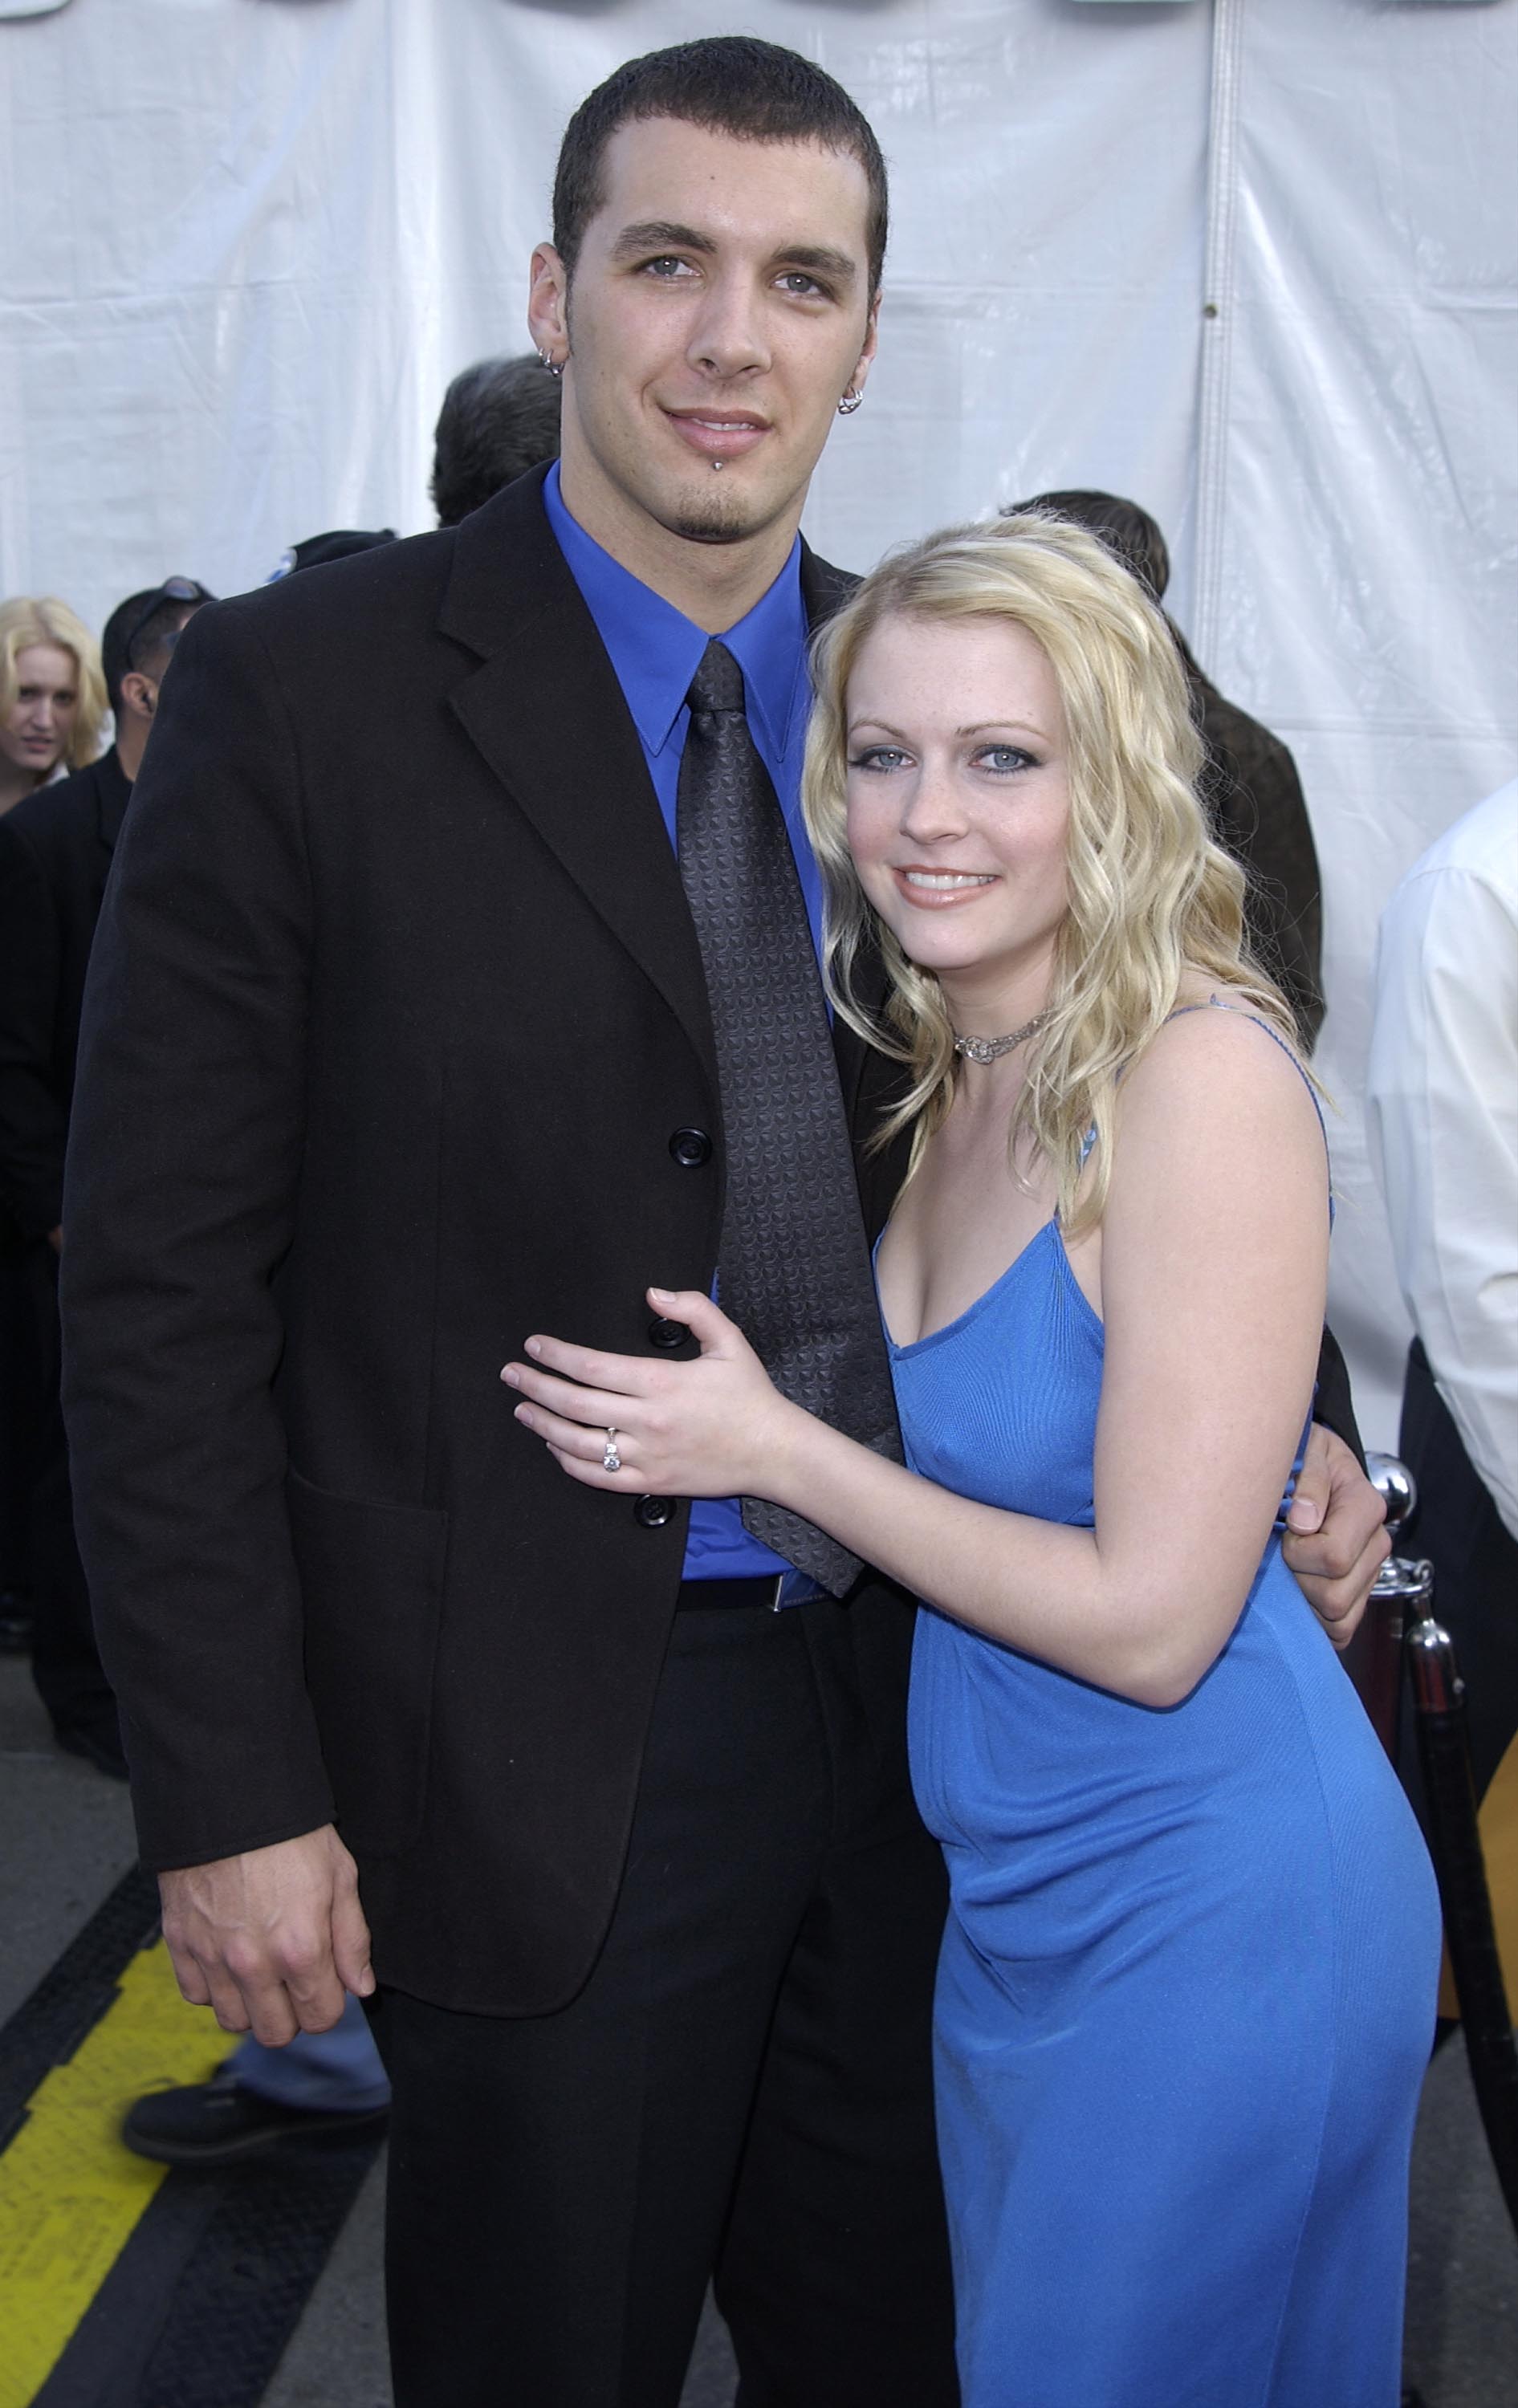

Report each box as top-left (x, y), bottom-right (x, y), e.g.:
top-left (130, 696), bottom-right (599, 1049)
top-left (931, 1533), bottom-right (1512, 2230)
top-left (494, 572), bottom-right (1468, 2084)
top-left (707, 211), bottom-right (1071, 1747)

top-left (230, 1991), bottom-right (390, 2109)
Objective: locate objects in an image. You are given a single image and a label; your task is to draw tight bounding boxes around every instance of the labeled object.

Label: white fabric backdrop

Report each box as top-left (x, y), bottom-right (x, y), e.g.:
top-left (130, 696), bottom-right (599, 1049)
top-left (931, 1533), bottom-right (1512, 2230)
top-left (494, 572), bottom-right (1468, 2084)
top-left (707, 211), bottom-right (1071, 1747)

top-left (1202, 0), bottom-right (1518, 1446)
top-left (2, 0), bottom-right (1514, 1445)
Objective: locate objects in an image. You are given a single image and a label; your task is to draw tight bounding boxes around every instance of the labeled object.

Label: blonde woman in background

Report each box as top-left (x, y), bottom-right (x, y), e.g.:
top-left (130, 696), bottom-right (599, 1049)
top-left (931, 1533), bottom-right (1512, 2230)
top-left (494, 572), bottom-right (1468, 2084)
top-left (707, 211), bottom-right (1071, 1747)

top-left (0, 598), bottom-right (107, 816)
top-left (508, 518), bottom-right (1441, 2406)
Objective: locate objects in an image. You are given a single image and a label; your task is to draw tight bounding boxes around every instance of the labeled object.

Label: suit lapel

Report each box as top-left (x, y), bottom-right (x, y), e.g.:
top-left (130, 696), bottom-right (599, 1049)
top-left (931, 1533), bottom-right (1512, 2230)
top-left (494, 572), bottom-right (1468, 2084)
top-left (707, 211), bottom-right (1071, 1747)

top-left (799, 542), bottom-right (859, 633)
top-left (439, 485), bottom-right (869, 1100)
top-left (439, 470), bottom-right (716, 1075)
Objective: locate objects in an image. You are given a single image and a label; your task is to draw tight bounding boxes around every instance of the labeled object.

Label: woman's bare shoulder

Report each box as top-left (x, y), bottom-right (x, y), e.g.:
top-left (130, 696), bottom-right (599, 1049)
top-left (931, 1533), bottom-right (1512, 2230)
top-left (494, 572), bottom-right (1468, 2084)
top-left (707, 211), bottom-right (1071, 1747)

top-left (1113, 990), bottom-right (1325, 1189)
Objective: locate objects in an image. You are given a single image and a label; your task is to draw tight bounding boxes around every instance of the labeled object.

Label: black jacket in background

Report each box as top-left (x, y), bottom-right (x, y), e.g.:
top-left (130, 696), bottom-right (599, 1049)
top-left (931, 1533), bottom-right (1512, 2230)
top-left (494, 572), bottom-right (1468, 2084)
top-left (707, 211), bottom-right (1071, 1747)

top-left (1173, 633), bottom-right (1326, 1051)
top-left (0, 749), bottom-right (131, 1239)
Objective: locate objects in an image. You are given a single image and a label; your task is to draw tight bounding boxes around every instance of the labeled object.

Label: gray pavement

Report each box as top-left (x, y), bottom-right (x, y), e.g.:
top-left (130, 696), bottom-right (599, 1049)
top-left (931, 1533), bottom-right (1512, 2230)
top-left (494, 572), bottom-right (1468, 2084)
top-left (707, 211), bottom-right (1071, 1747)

top-left (0, 1649), bottom-right (136, 2025)
top-left (3, 1649), bottom-right (1513, 2405)
top-left (1406, 2032), bottom-right (1518, 2407)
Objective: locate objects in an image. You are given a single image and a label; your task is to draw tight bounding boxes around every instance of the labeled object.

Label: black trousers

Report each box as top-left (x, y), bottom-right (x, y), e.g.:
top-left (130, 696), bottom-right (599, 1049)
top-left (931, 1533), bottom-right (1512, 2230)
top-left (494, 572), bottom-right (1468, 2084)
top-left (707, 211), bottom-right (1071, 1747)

top-left (366, 1595), bottom-right (958, 2408)
top-left (0, 1228), bottom-right (41, 1595)
top-left (1398, 1337), bottom-right (1518, 1811)
top-left (21, 1239), bottom-right (115, 1739)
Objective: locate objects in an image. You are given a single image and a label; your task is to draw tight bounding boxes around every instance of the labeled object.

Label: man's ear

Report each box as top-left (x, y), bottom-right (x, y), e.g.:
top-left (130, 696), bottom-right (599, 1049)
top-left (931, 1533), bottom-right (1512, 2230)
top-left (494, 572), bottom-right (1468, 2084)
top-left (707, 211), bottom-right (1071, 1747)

top-left (118, 670), bottom-right (157, 721)
top-left (849, 291), bottom-right (882, 399)
top-left (527, 242), bottom-right (571, 367)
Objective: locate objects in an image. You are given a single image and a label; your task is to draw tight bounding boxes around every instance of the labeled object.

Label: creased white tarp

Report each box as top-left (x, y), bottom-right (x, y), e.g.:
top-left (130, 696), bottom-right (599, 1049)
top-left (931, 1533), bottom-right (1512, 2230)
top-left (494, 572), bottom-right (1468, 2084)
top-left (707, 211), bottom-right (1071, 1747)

top-left (2, 0), bottom-right (1514, 1445)
top-left (1200, 0), bottom-right (1517, 1445)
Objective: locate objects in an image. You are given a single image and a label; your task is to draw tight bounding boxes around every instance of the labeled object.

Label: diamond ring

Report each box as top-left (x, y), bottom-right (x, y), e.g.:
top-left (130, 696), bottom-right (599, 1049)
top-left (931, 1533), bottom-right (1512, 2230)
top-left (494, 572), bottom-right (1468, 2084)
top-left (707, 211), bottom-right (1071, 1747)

top-left (602, 1428), bottom-right (621, 1473)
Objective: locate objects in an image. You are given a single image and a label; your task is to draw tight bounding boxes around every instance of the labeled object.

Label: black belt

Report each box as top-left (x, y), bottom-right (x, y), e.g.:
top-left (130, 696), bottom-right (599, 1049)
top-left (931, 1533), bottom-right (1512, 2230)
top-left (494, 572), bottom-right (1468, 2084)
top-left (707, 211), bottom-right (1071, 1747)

top-left (675, 1575), bottom-right (788, 1613)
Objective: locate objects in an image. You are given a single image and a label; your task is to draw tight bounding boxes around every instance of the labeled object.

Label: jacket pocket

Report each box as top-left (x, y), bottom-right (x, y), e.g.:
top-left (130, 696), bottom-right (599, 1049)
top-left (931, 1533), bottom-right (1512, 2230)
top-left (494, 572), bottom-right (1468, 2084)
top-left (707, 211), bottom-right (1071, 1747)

top-left (287, 1466), bottom-right (449, 1857)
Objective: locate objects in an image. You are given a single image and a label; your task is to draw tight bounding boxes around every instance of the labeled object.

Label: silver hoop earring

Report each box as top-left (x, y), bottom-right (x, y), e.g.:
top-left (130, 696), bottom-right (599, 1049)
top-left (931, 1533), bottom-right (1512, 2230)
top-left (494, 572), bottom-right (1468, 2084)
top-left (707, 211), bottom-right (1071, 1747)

top-left (538, 348), bottom-right (565, 378)
top-left (837, 388), bottom-right (864, 416)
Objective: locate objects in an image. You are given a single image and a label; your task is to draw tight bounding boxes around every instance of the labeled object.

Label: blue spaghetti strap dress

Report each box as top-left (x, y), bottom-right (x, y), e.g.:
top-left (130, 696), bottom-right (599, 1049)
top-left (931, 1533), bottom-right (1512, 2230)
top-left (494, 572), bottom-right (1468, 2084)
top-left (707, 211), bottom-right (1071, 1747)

top-left (885, 1007), bottom-right (1441, 2407)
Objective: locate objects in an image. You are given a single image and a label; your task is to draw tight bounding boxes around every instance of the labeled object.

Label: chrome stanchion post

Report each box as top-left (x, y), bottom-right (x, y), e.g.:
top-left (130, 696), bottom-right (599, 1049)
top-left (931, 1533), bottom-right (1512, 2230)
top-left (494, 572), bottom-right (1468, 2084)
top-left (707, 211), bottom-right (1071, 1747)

top-left (1358, 1452), bottom-right (1420, 1759)
top-left (1368, 1454), bottom-right (1518, 2231)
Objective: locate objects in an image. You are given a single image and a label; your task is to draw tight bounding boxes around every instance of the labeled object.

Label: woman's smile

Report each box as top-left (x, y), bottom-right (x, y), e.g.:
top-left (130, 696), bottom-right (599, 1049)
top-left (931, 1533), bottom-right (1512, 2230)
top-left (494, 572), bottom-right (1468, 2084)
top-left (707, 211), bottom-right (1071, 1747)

top-left (893, 866), bottom-right (1000, 906)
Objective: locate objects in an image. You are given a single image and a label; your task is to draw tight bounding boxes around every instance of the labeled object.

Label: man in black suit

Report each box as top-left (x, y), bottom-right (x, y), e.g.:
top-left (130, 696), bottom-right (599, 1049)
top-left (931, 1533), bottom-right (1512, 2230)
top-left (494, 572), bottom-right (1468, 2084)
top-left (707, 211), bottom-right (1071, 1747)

top-left (0, 576), bottom-right (209, 1770)
top-left (62, 40), bottom-right (1386, 2406)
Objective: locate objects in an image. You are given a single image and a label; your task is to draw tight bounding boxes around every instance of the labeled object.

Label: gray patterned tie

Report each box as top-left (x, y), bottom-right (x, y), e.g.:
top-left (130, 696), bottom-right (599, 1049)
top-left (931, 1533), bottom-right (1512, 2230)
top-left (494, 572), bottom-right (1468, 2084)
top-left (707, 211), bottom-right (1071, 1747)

top-left (677, 638), bottom-right (902, 1596)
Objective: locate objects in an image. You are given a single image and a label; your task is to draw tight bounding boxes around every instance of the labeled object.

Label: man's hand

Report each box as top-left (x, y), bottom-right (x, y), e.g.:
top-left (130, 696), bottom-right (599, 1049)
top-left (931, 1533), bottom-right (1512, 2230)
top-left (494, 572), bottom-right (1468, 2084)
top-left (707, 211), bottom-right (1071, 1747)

top-left (158, 1824), bottom-right (373, 2046)
top-left (1282, 1423), bottom-right (1390, 1649)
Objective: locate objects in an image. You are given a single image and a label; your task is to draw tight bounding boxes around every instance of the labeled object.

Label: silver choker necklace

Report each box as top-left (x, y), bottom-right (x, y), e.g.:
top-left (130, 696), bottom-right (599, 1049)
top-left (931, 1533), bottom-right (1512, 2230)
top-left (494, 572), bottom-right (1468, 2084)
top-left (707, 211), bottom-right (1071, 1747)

top-left (952, 1007), bottom-right (1052, 1065)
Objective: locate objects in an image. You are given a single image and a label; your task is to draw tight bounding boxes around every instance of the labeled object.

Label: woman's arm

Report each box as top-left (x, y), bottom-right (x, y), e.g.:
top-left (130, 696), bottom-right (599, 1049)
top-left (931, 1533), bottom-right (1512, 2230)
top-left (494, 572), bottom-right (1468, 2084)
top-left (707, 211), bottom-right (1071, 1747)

top-left (507, 1011), bottom-right (1329, 1708)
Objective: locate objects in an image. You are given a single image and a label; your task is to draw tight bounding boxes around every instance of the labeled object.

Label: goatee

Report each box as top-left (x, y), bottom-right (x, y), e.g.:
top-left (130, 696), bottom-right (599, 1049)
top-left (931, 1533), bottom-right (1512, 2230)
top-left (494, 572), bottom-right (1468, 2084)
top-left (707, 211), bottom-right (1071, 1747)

top-left (668, 482), bottom-right (762, 546)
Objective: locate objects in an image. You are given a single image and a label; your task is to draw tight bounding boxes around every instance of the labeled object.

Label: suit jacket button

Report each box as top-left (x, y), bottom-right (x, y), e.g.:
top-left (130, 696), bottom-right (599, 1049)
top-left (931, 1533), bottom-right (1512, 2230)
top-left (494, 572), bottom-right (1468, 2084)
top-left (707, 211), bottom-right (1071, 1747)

top-left (648, 1316), bottom-right (686, 1350)
top-left (669, 1127), bottom-right (712, 1168)
top-left (634, 1495), bottom-right (674, 1528)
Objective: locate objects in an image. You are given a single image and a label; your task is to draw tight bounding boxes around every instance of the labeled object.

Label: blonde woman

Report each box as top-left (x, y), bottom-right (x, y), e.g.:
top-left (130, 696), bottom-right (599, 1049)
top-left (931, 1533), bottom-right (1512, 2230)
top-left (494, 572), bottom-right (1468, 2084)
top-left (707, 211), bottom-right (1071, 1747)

top-left (0, 598), bottom-right (107, 815)
top-left (506, 519), bottom-right (1439, 2403)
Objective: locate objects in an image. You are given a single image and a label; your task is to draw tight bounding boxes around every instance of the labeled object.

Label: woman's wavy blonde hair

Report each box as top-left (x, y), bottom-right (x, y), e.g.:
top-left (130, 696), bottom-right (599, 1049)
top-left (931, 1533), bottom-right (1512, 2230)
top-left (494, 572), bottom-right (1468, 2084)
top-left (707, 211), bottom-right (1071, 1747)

top-left (802, 514), bottom-right (1297, 1237)
top-left (0, 596), bottom-right (108, 775)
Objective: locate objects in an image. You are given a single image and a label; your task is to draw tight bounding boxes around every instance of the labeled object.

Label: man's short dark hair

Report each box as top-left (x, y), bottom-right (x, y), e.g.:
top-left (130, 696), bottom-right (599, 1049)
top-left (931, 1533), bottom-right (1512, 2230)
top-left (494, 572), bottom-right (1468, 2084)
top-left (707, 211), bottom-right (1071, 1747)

top-left (430, 355), bottom-right (563, 527)
top-left (1008, 491), bottom-right (1171, 605)
top-left (552, 36), bottom-right (889, 295)
top-left (101, 588), bottom-right (203, 716)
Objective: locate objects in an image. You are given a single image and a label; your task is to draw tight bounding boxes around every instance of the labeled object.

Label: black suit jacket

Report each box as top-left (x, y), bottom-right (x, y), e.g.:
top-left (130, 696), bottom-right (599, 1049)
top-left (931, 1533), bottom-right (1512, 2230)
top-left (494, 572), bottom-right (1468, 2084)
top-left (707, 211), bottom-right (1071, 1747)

top-left (1171, 631), bottom-right (1326, 1051)
top-left (63, 470), bottom-right (1359, 2016)
top-left (0, 749), bottom-right (131, 1239)
top-left (62, 470), bottom-right (909, 2013)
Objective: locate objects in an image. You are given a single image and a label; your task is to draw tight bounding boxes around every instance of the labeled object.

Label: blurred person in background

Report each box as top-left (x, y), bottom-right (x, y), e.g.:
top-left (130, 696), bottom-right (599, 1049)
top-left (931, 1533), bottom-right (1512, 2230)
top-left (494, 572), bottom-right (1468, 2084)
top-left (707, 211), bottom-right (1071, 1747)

top-left (0, 597), bottom-right (108, 1650)
top-left (265, 528), bottom-right (397, 581)
top-left (0, 596), bottom-right (107, 816)
top-left (0, 577), bottom-right (210, 1773)
top-left (1367, 778), bottom-right (1518, 1978)
top-left (1008, 493), bottom-right (1325, 1049)
top-left (429, 351), bottom-right (562, 526)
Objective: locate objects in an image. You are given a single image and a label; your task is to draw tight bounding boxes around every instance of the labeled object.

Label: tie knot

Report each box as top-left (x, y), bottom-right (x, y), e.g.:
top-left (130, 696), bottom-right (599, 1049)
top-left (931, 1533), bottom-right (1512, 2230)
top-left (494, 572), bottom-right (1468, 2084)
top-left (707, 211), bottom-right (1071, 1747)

top-left (686, 639), bottom-right (747, 718)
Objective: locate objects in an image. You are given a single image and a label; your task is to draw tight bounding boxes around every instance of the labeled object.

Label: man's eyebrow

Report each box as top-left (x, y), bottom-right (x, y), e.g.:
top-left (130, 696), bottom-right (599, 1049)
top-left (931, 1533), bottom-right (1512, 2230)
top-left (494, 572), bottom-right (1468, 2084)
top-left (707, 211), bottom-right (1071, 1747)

top-left (607, 224), bottom-right (858, 289)
top-left (609, 221), bottom-right (717, 261)
top-left (772, 245), bottom-right (858, 287)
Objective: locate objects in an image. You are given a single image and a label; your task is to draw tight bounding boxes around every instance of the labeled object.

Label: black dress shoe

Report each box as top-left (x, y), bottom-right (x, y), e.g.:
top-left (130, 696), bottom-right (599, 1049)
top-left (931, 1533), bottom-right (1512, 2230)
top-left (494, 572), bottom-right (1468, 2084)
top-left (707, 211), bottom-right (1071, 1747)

top-left (122, 2070), bottom-right (389, 2166)
top-left (53, 1717), bottom-right (129, 1780)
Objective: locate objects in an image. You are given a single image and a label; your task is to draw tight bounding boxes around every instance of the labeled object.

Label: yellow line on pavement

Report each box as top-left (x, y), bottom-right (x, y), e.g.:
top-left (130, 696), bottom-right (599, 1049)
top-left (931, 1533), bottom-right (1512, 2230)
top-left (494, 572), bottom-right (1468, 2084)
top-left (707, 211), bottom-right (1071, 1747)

top-left (0, 1935), bottom-right (232, 2407)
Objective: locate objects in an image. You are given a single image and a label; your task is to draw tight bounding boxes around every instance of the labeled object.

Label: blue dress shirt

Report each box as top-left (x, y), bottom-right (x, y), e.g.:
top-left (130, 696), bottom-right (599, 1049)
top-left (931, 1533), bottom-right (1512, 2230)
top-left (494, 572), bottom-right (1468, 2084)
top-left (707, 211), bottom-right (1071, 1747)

top-left (542, 462), bottom-right (823, 1583)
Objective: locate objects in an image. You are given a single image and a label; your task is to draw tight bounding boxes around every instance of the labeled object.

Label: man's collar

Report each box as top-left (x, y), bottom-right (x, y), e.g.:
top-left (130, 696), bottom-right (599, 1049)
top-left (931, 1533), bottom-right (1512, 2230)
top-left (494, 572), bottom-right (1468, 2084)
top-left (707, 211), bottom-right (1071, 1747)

top-left (542, 461), bottom-right (808, 759)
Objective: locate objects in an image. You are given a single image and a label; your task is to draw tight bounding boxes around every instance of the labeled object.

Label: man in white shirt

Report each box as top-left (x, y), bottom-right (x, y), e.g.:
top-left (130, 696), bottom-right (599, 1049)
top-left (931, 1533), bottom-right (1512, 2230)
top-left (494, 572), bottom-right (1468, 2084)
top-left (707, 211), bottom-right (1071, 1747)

top-left (1367, 776), bottom-right (1518, 1812)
